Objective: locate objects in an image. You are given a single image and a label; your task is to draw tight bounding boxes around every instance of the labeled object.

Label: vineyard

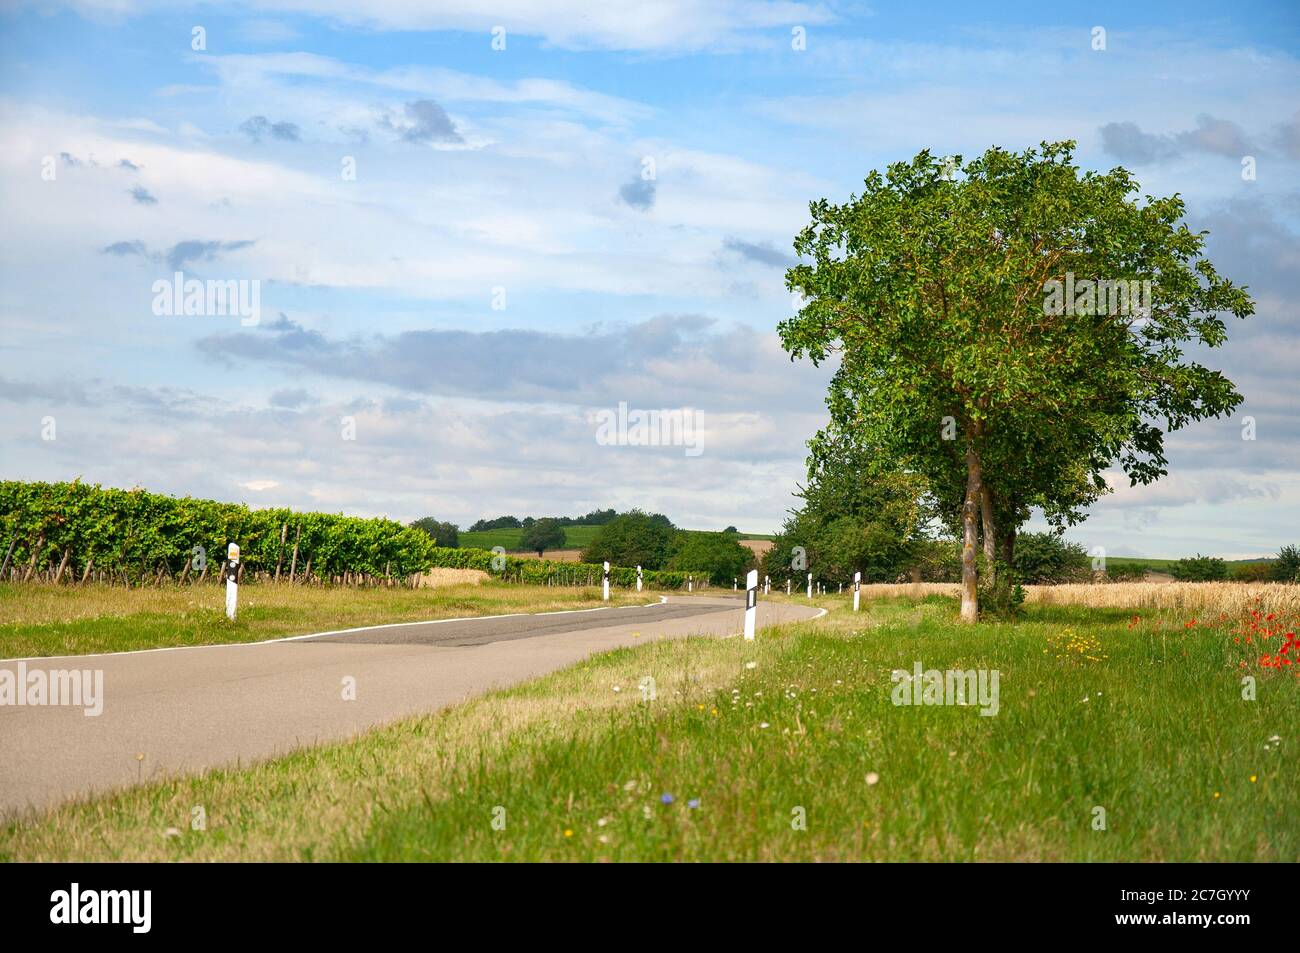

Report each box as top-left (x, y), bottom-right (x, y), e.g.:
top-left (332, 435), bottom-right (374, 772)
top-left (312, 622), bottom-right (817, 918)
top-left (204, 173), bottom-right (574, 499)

top-left (0, 481), bottom-right (690, 590)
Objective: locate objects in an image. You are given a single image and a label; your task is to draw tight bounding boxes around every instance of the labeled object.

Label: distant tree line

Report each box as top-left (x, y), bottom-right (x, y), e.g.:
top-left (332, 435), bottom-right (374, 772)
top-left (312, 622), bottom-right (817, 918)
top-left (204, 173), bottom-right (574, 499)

top-left (407, 517), bottom-right (459, 549)
top-left (750, 440), bottom-right (1300, 593)
top-left (579, 511), bottom-right (752, 585)
top-left (466, 509), bottom-right (622, 532)
top-left (1170, 548), bottom-right (1300, 583)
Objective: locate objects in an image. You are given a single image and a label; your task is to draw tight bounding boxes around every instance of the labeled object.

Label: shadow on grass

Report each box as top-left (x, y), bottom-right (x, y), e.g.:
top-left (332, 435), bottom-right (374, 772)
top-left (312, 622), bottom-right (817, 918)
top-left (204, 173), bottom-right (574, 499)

top-left (1022, 603), bottom-right (1138, 626)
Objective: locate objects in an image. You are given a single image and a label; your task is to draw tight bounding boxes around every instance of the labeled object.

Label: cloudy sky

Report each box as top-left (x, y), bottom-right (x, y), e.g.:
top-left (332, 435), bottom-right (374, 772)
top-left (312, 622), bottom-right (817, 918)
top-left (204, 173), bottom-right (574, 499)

top-left (0, 1), bottom-right (1297, 558)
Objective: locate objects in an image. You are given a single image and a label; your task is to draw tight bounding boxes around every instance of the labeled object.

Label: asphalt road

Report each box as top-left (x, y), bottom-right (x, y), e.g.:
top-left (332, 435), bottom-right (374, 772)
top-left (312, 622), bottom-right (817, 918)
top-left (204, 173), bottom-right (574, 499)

top-left (0, 595), bottom-right (822, 821)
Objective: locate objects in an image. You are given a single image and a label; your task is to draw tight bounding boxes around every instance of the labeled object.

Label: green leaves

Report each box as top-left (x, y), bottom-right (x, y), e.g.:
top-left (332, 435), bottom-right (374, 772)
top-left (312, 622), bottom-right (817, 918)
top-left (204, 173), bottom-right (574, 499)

top-left (519, 518), bottom-right (566, 556)
top-left (781, 139), bottom-right (1252, 532)
top-left (0, 480), bottom-right (441, 582)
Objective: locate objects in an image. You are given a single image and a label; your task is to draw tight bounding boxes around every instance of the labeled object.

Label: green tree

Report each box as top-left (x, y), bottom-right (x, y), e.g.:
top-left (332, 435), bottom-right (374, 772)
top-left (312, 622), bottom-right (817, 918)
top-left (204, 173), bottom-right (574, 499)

top-left (581, 510), bottom-right (676, 569)
top-left (1170, 554), bottom-right (1228, 582)
top-left (781, 141), bottom-right (1253, 621)
top-left (408, 517), bottom-right (459, 548)
top-left (762, 432), bottom-right (929, 587)
top-left (1270, 545), bottom-right (1300, 583)
top-left (1103, 562), bottom-right (1149, 582)
top-left (667, 531), bottom-right (751, 585)
top-left (1230, 561), bottom-right (1273, 582)
top-left (469, 516), bottom-right (520, 532)
top-left (1012, 532), bottom-right (1090, 584)
top-left (520, 518), bottom-right (566, 557)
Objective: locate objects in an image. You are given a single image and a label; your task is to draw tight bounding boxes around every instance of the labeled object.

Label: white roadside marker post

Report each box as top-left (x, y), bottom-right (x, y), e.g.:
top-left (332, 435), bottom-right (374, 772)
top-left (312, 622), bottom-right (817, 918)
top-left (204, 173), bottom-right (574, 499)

top-left (733, 577), bottom-right (737, 591)
top-left (806, 572), bottom-right (812, 599)
top-left (786, 579), bottom-right (791, 595)
top-left (636, 565), bottom-right (643, 593)
top-left (764, 575), bottom-right (770, 595)
top-left (853, 571), bottom-right (861, 612)
top-left (688, 575), bottom-right (694, 593)
top-left (603, 561), bottom-right (610, 602)
top-left (743, 569), bottom-right (758, 641)
top-left (224, 543), bottom-right (240, 621)
top-left (838, 582), bottom-right (842, 594)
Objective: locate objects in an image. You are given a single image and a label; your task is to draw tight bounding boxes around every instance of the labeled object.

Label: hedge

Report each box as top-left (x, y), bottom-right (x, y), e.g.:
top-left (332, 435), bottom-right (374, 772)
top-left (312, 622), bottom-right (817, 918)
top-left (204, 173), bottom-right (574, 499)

top-left (0, 480), bottom-right (692, 589)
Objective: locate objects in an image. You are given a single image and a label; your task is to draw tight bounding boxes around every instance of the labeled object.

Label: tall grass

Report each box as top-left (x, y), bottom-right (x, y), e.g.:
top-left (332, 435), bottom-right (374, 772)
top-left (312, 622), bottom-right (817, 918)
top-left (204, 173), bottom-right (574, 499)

top-left (1028, 582), bottom-right (1300, 616)
top-left (852, 581), bottom-right (1300, 617)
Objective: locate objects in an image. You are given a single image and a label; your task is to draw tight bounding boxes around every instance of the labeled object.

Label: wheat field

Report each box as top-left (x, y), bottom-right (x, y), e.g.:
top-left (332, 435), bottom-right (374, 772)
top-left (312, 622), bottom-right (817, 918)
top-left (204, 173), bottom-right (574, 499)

top-left (851, 581), bottom-right (1300, 617)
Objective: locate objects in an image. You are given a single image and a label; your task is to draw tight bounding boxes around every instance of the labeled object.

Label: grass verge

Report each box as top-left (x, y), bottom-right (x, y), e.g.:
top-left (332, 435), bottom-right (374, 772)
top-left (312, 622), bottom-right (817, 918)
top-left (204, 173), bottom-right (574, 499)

top-left (2, 594), bottom-right (1294, 861)
top-left (0, 582), bottom-right (649, 658)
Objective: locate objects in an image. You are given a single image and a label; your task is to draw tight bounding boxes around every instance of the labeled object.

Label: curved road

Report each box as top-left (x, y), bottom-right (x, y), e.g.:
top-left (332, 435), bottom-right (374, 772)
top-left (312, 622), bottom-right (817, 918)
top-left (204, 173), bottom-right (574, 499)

top-left (0, 595), bottom-right (822, 821)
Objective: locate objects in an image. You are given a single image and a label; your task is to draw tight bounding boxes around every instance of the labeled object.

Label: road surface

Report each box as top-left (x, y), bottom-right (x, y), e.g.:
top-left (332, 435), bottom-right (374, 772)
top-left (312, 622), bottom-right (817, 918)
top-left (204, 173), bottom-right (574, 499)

top-left (0, 595), bottom-right (821, 821)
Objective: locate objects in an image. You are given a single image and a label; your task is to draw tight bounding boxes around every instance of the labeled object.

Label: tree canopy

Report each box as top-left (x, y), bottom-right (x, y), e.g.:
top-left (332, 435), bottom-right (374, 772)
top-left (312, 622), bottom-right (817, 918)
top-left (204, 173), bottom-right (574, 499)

top-left (408, 517), bottom-right (459, 548)
top-left (763, 432), bottom-right (929, 586)
top-left (581, 510), bottom-right (677, 569)
top-left (667, 531), bottom-right (752, 585)
top-left (520, 518), bottom-right (566, 557)
top-left (781, 140), bottom-right (1253, 620)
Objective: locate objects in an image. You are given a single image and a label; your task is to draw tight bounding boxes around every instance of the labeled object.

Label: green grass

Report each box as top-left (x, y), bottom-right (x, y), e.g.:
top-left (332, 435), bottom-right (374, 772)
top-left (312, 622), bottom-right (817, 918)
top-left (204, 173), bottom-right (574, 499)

top-left (1105, 557), bottom-right (1179, 572)
top-left (1107, 556), bottom-right (1277, 571)
top-left (460, 524), bottom-right (602, 552)
top-left (0, 581), bottom-right (646, 658)
top-left (3, 594), bottom-right (1294, 861)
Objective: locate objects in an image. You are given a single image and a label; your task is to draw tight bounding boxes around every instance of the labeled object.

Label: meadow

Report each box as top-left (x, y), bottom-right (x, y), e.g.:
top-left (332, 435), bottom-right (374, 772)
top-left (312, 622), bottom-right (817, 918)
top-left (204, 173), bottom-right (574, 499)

top-left (460, 524), bottom-right (605, 552)
top-left (2, 582), bottom-right (1295, 861)
top-left (0, 579), bottom-right (645, 658)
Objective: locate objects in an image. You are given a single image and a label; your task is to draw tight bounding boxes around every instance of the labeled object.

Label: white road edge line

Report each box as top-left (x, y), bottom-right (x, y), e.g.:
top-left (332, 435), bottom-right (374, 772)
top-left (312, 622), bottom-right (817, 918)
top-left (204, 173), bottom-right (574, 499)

top-left (1, 594), bottom-right (676, 663)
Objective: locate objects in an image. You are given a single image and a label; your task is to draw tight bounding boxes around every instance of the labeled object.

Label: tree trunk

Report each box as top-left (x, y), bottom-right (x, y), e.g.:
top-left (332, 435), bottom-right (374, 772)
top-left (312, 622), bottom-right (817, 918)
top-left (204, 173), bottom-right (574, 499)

top-left (23, 532), bottom-right (46, 583)
top-left (274, 522), bottom-right (288, 582)
top-left (979, 485), bottom-right (997, 563)
top-left (960, 443), bottom-right (982, 623)
top-left (288, 525), bottom-right (301, 583)
top-left (0, 538), bottom-right (16, 579)
top-left (999, 527), bottom-right (1016, 568)
top-left (54, 548), bottom-right (71, 584)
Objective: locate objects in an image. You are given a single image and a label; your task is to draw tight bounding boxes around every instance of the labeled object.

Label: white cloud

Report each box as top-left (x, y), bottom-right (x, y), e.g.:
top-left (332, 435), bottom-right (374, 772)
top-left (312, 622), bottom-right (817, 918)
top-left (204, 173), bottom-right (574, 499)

top-left (60, 0), bottom-right (835, 52)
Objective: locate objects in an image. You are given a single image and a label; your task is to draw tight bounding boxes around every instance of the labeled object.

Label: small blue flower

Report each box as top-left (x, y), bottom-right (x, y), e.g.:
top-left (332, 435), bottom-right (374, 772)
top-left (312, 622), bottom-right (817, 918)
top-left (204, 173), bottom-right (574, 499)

top-left (687, 798), bottom-right (701, 809)
top-left (660, 793), bottom-right (674, 805)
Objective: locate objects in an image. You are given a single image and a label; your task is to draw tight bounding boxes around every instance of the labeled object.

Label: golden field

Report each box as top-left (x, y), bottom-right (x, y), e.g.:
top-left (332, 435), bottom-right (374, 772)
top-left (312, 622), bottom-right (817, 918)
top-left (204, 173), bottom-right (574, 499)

top-left (852, 581), bottom-right (1300, 616)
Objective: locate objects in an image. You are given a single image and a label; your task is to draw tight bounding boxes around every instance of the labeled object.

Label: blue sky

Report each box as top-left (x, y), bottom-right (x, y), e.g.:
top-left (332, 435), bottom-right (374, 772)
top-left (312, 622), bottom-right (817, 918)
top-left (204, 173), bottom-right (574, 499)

top-left (1, 1), bottom-right (1297, 557)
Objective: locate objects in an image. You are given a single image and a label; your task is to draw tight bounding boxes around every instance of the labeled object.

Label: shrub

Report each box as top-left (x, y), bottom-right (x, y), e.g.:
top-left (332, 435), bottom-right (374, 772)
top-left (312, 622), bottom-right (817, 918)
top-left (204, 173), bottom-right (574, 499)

top-left (1102, 563), bottom-right (1149, 582)
top-left (1271, 545), bottom-right (1300, 583)
top-left (666, 531), bottom-right (752, 585)
top-left (1170, 554), bottom-right (1228, 582)
top-left (1012, 532), bottom-right (1090, 584)
top-left (424, 546), bottom-right (688, 589)
top-left (978, 559), bottom-right (1026, 619)
top-left (581, 511), bottom-right (676, 569)
top-left (1230, 561), bottom-right (1273, 583)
